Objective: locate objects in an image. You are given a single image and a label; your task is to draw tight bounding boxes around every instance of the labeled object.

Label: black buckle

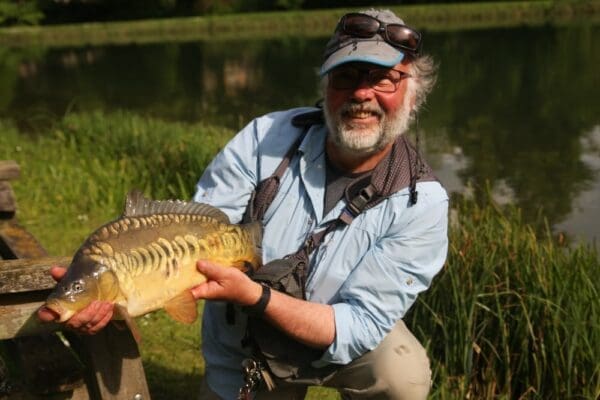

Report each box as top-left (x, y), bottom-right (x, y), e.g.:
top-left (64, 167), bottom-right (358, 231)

top-left (348, 185), bottom-right (375, 216)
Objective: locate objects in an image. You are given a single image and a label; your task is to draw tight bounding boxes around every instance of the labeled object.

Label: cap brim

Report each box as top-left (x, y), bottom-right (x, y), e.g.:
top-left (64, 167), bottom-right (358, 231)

top-left (320, 40), bottom-right (405, 76)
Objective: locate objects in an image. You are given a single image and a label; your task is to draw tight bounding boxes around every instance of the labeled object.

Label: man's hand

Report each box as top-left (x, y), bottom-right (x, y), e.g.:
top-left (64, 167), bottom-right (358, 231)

top-left (191, 260), bottom-right (262, 307)
top-left (37, 266), bottom-right (114, 335)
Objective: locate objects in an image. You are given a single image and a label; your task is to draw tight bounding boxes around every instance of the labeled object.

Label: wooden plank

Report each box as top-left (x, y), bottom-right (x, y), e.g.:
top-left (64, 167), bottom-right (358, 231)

top-left (0, 219), bottom-right (48, 260)
top-left (0, 257), bottom-right (70, 339)
top-left (0, 182), bottom-right (17, 214)
top-left (0, 257), bottom-right (66, 339)
top-left (0, 292), bottom-right (61, 340)
top-left (0, 256), bottom-right (71, 294)
top-left (66, 327), bottom-right (151, 400)
top-left (0, 161), bottom-right (20, 182)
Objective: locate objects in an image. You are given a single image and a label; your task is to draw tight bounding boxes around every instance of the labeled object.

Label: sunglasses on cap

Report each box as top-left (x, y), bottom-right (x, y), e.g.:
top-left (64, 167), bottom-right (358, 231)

top-left (337, 13), bottom-right (422, 55)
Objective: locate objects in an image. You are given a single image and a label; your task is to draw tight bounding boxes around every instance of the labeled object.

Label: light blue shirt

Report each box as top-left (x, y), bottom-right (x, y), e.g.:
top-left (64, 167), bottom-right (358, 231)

top-left (193, 107), bottom-right (448, 398)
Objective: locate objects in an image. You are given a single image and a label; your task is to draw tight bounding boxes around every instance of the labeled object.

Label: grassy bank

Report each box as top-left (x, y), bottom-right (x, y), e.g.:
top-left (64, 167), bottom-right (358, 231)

top-left (1, 111), bottom-right (599, 399)
top-left (1, 1), bottom-right (599, 48)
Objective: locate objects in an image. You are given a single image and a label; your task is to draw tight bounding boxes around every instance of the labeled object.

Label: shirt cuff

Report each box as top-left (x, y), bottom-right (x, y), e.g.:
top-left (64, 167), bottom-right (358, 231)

top-left (317, 302), bottom-right (381, 365)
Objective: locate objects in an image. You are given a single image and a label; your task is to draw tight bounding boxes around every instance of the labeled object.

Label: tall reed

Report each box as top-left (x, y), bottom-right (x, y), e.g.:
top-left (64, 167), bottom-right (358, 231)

top-left (407, 193), bottom-right (599, 399)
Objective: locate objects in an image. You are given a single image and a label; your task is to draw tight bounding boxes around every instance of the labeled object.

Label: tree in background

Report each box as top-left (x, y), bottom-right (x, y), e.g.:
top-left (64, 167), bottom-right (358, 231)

top-left (0, 0), bottom-right (43, 26)
top-left (0, 0), bottom-right (534, 27)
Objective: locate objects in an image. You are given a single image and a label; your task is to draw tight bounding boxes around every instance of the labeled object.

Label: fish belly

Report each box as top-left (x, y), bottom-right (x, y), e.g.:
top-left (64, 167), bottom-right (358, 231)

top-left (119, 254), bottom-right (204, 317)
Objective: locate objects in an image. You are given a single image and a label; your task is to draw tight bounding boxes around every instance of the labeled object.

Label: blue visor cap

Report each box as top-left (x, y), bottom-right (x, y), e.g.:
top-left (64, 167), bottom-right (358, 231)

top-left (320, 38), bottom-right (405, 76)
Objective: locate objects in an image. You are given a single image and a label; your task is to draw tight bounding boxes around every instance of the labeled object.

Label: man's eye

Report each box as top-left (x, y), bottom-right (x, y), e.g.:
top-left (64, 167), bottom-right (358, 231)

top-left (375, 77), bottom-right (394, 85)
top-left (371, 71), bottom-right (395, 83)
top-left (337, 71), bottom-right (358, 82)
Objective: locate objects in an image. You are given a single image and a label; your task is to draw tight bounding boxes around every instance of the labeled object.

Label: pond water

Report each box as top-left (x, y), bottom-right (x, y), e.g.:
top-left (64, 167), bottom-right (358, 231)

top-left (1, 23), bottom-right (599, 243)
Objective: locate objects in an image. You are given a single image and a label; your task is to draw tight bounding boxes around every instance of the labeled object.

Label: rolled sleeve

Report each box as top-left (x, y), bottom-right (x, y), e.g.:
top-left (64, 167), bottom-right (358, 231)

top-left (321, 187), bottom-right (448, 364)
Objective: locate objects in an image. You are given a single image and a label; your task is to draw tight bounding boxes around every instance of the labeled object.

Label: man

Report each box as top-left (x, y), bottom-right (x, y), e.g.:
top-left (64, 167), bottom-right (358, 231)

top-left (39, 8), bottom-right (447, 400)
top-left (189, 8), bottom-right (447, 399)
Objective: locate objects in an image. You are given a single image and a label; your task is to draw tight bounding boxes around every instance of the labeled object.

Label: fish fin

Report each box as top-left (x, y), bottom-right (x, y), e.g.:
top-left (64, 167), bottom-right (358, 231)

top-left (164, 290), bottom-right (198, 324)
top-left (114, 304), bottom-right (142, 343)
top-left (241, 221), bottom-right (263, 271)
top-left (122, 190), bottom-right (230, 223)
top-left (231, 260), bottom-right (252, 272)
top-left (242, 221), bottom-right (263, 247)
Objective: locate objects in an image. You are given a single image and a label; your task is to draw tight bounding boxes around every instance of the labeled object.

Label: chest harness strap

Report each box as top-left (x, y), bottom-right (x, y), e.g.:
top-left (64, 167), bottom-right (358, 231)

top-left (246, 110), bottom-right (435, 269)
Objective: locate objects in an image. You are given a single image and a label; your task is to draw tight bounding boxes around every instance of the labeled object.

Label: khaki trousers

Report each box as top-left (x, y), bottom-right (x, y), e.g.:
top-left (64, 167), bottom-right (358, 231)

top-left (199, 320), bottom-right (431, 400)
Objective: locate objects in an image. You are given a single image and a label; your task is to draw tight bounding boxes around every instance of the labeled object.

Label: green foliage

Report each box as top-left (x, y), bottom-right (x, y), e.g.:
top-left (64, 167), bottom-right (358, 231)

top-left (0, 0), bottom-right (43, 26)
top-left (0, 110), bottom-right (234, 255)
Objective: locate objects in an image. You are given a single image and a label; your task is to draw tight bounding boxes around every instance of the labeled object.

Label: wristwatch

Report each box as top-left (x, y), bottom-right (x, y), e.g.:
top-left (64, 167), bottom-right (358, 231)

top-left (241, 284), bottom-right (271, 317)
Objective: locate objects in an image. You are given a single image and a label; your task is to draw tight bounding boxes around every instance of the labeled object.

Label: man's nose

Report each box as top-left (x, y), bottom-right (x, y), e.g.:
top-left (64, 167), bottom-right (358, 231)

top-left (350, 80), bottom-right (376, 101)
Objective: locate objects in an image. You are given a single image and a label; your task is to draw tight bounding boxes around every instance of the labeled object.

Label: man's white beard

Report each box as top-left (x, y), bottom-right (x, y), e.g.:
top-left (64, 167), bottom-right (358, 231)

top-left (324, 98), bottom-right (412, 155)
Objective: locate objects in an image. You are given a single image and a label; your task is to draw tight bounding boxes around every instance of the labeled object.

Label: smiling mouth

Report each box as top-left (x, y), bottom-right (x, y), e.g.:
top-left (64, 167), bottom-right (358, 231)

top-left (347, 110), bottom-right (377, 119)
top-left (343, 112), bottom-right (381, 128)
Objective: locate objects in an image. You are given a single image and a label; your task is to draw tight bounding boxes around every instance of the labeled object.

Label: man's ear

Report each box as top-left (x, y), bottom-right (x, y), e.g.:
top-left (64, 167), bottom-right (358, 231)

top-left (406, 90), bottom-right (416, 114)
top-left (409, 95), bottom-right (416, 112)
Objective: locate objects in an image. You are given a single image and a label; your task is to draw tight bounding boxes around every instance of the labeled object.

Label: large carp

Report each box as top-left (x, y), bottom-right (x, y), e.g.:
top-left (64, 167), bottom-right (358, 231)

top-left (44, 190), bottom-right (262, 336)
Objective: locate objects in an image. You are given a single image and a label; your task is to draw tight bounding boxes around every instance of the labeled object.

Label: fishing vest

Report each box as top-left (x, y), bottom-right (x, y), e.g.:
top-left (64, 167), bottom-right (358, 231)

top-left (237, 108), bottom-right (438, 394)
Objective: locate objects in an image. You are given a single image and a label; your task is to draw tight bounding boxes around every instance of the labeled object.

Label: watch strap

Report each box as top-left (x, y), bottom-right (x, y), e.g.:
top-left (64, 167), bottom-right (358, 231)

top-left (242, 284), bottom-right (271, 317)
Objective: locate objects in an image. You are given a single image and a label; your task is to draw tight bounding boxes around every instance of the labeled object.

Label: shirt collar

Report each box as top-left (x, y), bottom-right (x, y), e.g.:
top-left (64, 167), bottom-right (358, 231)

top-left (298, 123), bottom-right (327, 162)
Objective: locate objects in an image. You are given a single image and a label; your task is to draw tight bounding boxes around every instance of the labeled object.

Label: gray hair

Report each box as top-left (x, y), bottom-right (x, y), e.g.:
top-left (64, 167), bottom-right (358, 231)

top-left (406, 54), bottom-right (437, 113)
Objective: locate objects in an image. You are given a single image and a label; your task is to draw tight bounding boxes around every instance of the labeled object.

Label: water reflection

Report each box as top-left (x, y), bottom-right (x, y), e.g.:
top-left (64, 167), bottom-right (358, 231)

top-left (0, 24), bottom-right (598, 242)
top-left (425, 26), bottom-right (599, 239)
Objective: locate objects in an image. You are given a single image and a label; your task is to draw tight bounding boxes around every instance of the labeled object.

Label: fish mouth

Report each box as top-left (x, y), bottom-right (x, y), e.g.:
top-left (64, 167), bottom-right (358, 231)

top-left (44, 299), bottom-right (75, 322)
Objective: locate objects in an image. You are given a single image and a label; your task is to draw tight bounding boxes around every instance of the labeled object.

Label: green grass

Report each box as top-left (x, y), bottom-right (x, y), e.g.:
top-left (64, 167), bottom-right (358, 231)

top-left (1, 111), bottom-right (598, 399)
top-left (1, 111), bottom-right (232, 255)
top-left (1, 1), bottom-right (599, 48)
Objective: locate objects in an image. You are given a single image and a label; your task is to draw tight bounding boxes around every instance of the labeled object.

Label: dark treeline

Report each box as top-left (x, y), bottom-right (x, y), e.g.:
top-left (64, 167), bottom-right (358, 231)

top-left (2, 0), bottom-right (536, 26)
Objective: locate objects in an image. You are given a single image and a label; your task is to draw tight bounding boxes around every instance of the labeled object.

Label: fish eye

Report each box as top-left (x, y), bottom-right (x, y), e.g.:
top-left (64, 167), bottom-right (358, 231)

top-left (71, 280), bottom-right (84, 293)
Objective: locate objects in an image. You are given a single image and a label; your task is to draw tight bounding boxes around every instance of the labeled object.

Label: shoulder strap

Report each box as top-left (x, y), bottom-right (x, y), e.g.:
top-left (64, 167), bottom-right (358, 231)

top-left (340, 134), bottom-right (437, 224)
top-left (288, 130), bottom-right (438, 280)
top-left (242, 110), bottom-right (320, 224)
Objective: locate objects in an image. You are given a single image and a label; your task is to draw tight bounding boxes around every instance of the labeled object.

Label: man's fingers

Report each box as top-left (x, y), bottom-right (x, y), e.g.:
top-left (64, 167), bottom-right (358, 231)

top-left (85, 302), bottom-right (112, 326)
top-left (49, 266), bottom-right (67, 282)
top-left (87, 306), bottom-right (114, 335)
top-left (190, 284), bottom-right (208, 300)
top-left (37, 306), bottom-right (60, 322)
top-left (65, 301), bottom-right (113, 331)
top-left (196, 260), bottom-right (220, 276)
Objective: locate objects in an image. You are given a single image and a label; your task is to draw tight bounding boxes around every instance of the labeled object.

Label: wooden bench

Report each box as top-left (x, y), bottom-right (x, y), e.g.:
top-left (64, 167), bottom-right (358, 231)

top-left (0, 160), bottom-right (151, 399)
